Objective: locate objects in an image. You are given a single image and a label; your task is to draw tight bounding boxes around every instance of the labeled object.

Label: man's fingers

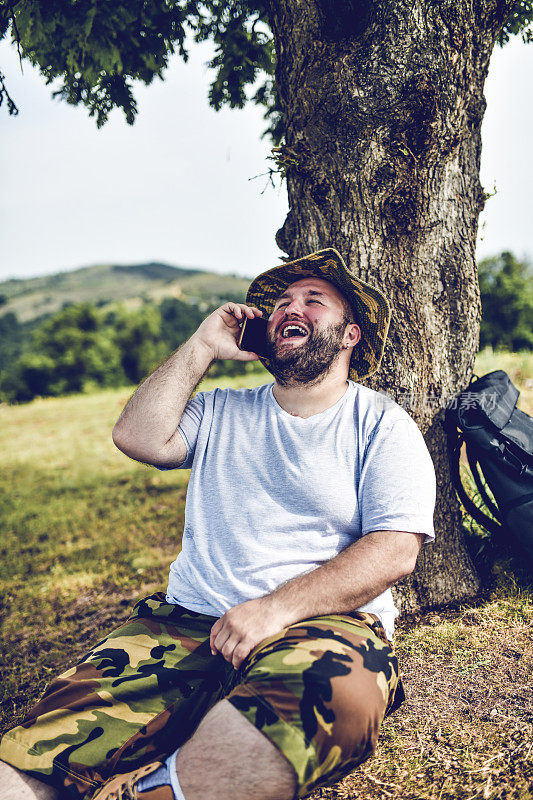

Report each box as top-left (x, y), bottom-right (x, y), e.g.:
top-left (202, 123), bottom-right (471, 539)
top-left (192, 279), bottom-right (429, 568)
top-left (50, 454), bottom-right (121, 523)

top-left (220, 635), bottom-right (240, 663)
top-left (213, 627), bottom-right (232, 656)
top-left (221, 303), bottom-right (262, 321)
top-left (224, 303), bottom-right (243, 320)
top-left (210, 619), bottom-right (223, 654)
top-left (232, 643), bottom-right (252, 670)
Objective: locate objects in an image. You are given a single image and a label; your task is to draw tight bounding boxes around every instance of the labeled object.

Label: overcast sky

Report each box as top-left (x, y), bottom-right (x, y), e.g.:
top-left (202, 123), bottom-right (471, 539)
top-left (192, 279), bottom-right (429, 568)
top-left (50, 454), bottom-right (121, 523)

top-left (0, 33), bottom-right (532, 282)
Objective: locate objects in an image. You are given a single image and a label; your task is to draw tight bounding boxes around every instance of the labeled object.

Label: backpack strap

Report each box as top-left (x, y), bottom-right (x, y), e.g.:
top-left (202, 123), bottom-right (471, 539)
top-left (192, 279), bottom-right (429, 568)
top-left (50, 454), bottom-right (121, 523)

top-left (465, 440), bottom-right (502, 523)
top-left (443, 413), bottom-right (503, 539)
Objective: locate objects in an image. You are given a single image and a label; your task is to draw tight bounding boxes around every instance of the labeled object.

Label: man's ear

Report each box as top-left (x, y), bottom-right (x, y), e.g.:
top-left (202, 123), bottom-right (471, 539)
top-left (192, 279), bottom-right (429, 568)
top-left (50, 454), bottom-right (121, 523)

top-left (345, 323), bottom-right (361, 348)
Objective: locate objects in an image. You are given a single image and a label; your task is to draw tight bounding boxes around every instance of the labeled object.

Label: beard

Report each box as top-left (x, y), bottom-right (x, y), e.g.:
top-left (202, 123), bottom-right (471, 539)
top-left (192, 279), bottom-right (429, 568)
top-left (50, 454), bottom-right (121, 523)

top-left (265, 319), bottom-right (347, 386)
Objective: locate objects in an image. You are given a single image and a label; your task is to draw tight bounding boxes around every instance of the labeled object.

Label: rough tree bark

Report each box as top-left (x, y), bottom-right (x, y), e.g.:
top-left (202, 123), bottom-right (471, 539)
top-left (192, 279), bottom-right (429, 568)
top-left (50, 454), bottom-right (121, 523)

top-left (266, 0), bottom-right (517, 611)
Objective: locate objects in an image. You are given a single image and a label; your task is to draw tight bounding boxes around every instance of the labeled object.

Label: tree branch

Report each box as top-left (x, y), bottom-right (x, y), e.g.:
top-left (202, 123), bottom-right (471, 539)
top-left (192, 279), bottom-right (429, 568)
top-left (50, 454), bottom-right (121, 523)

top-left (0, 70), bottom-right (19, 115)
top-left (8, 1), bottom-right (24, 74)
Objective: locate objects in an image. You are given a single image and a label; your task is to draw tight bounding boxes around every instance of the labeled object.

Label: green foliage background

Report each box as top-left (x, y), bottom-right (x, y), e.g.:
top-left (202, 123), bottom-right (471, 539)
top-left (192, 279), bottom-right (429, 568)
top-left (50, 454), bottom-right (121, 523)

top-left (0, 249), bottom-right (531, 404)
top-left (478, 251), bottom-right (533, 352)
top-left (0, 292), bottom-right (266, 402)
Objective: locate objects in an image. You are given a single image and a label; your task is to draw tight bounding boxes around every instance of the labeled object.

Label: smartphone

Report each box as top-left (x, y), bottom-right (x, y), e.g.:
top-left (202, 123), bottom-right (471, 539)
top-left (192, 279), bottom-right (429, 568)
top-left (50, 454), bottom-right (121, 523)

top-left (237, 315), bottom-right (270, 358)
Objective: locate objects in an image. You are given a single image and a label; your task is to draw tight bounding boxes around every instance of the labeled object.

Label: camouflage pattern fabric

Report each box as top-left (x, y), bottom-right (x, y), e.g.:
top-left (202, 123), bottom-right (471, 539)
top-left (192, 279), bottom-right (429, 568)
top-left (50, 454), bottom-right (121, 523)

top-left (0, 593), bottom-right (405, 799)
top-left (245, 248), bottom-right (392, 382)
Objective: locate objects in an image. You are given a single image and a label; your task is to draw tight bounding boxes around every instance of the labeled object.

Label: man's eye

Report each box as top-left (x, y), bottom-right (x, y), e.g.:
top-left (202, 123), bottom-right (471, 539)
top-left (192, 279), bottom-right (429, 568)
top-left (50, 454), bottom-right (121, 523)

top-left (308, 300), bottom-right (322, 305)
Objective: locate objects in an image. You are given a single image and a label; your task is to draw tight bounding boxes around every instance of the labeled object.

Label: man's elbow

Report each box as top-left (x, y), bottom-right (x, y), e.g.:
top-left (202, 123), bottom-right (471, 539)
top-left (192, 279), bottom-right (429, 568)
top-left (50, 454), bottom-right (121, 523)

top-left (112, 422), bottom-right (170, 465)
top-left (112, 422), bottom-right (140, 459)
top-left (112, 422), bottom-right (127, 453)
top-left (397, 535), bottom-right (424, 579)
top-left (397, 556), bottom-right (418, 580)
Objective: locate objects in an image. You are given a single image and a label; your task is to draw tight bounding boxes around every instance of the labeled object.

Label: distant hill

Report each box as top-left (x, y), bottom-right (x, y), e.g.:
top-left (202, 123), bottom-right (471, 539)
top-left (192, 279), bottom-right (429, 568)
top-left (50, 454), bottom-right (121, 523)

top-left (0, 262), bottom-right (253, 322)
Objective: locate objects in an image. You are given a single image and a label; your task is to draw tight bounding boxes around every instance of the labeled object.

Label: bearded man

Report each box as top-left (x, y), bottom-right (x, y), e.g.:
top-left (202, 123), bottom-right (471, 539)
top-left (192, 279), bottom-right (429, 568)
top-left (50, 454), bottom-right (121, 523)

top-left (0, 249), bottom-right (436, 800)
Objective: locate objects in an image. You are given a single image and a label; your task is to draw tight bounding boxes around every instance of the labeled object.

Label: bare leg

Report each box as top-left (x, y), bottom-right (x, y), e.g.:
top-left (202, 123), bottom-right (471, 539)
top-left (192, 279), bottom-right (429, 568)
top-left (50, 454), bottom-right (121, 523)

top-left (0, 761), bottom-right (60, 800)
top-left (1, 700), bottom-right (297, 800)
top-left (176, 699), bottom-right (297, 800)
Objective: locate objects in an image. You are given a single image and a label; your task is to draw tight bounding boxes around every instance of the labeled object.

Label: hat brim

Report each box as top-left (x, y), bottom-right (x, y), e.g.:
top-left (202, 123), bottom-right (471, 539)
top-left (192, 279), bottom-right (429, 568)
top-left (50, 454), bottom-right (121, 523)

top-left (246, 248), bottom-right (391, 381)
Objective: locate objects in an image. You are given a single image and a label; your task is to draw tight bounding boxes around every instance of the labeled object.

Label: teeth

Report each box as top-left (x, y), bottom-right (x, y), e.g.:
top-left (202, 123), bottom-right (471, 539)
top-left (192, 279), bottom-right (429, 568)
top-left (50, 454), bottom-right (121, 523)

top-left (282, 325), bottom-right (308, 338)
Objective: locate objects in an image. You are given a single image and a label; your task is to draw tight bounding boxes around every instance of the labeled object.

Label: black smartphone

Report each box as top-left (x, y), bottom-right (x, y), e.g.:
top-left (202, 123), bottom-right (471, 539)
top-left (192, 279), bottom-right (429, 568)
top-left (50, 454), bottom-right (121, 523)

top-left (237, 315), bottom-right (270, 358)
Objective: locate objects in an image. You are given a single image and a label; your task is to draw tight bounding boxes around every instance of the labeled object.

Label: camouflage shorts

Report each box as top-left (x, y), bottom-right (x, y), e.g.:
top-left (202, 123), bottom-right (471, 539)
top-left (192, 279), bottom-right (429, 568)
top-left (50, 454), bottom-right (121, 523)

top-left (0, 593), bottom-right (405, 799)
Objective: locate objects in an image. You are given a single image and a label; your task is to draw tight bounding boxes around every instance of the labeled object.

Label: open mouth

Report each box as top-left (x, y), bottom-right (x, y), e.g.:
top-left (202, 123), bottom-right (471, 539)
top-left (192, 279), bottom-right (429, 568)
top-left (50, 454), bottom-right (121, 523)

top-left (278, 323), bottom-right (310, 343)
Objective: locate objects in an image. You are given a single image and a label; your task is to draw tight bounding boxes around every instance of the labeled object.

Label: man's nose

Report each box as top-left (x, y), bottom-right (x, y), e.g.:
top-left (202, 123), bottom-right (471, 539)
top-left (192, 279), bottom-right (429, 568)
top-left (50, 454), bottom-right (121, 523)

top-left (282, 298), bottom-right (305, 316)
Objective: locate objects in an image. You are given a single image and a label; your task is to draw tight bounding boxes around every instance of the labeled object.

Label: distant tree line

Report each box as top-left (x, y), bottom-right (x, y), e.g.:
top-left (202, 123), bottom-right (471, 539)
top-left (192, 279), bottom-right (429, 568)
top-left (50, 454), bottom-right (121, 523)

top-left (0, 250), bottom-right (531, 404)
top-left (0, 296), bottom-right (264, 403)
top-left (478, 251), bottom-right (533, 351)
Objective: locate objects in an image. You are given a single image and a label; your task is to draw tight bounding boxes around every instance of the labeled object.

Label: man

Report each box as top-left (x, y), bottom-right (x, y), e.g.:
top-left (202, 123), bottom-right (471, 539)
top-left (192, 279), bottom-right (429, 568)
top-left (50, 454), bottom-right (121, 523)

top-left (0, 248), bottom-right (436, 800)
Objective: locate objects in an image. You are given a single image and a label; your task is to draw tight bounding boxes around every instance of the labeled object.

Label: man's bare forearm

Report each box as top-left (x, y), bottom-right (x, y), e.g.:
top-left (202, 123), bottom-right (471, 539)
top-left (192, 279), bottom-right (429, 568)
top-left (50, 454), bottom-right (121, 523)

top-left (210, 530), bottom-right (423, 668)
top-left (112, 301), bottom-right (262, 465)
top-left (112, 334), bottom-right (213, 464)
top-left (265, 530), bottom-right (422, 628)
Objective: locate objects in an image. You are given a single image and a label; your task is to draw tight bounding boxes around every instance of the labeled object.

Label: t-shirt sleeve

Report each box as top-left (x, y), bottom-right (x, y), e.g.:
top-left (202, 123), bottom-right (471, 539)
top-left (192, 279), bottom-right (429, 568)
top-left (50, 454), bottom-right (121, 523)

top-left (358, 415), bottom-right (436, 544)
top-left (155, 391), bottom-right (206, 471)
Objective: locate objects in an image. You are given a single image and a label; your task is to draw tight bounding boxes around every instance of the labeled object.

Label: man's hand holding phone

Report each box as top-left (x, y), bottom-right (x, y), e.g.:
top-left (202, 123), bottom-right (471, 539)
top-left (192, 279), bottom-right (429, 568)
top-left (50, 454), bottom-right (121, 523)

top-left (192, 302), bottom-right (265, 363)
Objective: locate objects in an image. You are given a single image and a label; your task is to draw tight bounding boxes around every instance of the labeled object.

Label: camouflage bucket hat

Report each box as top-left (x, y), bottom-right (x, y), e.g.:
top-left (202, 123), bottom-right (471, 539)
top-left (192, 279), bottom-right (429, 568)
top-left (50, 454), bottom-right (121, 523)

top-left (246, 247), bottom-right (391, 382)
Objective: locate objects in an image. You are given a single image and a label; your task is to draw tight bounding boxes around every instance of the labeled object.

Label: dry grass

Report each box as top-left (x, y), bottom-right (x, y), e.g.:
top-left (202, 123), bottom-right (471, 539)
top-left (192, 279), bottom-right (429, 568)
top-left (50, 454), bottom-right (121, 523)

top-left (313, 590), bottom-right (533, 800)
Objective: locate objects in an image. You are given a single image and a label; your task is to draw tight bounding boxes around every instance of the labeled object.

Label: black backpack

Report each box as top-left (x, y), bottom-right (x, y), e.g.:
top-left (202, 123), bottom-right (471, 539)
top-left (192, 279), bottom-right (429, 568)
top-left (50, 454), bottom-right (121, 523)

top-left (442, 370), bottom-right (533, 571)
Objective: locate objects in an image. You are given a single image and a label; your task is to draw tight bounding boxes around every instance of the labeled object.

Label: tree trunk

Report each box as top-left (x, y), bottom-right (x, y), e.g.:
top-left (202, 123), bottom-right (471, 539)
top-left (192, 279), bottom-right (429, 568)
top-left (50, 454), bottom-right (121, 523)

top-left (266, 0), bottom-right (516, 610)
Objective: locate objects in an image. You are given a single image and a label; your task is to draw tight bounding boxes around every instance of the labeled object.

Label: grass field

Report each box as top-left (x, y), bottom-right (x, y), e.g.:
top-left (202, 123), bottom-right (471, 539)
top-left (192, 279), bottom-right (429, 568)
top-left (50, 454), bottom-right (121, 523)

top-left (1, 352), bottom-right (532, 799)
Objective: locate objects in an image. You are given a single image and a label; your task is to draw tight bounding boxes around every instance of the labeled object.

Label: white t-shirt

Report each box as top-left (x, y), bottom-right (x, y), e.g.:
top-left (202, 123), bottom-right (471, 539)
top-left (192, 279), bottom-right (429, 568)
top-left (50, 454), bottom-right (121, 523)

top-left (164, 380), bottom-right (436, 640)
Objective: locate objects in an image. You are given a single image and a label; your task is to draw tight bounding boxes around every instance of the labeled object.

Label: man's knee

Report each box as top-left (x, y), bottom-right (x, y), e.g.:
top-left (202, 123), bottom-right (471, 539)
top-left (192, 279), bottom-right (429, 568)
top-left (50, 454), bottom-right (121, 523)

top-left (302, 657), bottom-right (387, 761)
